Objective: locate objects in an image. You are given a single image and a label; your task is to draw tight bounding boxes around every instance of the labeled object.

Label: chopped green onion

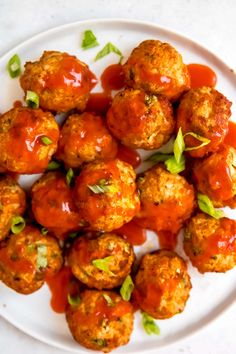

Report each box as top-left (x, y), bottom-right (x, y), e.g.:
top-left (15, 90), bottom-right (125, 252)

top-left (68, 293), bottom-right (81, 306)
top-left (41, 136), bottom-right (52, 145)
top-left (47, 161), bottom-right (61, 171)
top-left (92, 256), bottom-right (114, 274)
top-left (103, 293), bottom-right (114, 306)
top-left (41, 228), bottom-right (48, 235)
top-left (184, 132), bottom-right (211, 151)
top-left (11, 216), bottom-right (25, 234)
top-left (7, 54), bottom-right (21, 78)
top-left (93, 339), bottom-right (107, 347)
top-left (197, 193), bottom-right (224, 219)
top-left (165, 154), bottom-right (185, 174)
top-left (142, 312), bottom-right (160, 335)
top-left (25, 90), bottom-right (39, 109)
top-left (66, 168), bottom-right (74, 187)
top-left (174, 127), bottom-right (185, 163)
top-left (36, 245), bottom-right (48, 270)
top-left (69, 231), bottom-right (79, 239)
top-left (95, 42), bottom-right (123, 61)
top-left (120, 275), bottom-right (134, 301)
top-left (82, 30), bottom-right (99, 49)
top-left (88, 179), bottom-right (111, 194)
top-left (145, 152), bottom-right (172, 163)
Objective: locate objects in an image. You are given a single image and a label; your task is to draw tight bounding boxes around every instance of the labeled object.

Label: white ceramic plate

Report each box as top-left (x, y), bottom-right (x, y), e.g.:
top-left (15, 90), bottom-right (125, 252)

top-left (0, 19), bottom-right (236, 354)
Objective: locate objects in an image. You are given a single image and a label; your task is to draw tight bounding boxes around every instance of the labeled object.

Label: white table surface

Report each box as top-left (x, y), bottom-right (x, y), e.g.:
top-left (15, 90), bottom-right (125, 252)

top-left (0, 0), bottom-right (236, 353)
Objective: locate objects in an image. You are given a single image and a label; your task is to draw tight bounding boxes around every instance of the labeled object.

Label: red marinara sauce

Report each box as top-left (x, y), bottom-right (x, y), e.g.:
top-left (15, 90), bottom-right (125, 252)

top-left (224, 121), bottom-right (236, 149)
top-left (101, 64), bottom-right (125, 92)
top-left (86, 92), bottom-right (112, 115)
top-left (116, 144), bottom-right (141, 169)
top-left (187, 63), bottom-right (217, 88)
top-left (115, 220), bottom-right (147, 246)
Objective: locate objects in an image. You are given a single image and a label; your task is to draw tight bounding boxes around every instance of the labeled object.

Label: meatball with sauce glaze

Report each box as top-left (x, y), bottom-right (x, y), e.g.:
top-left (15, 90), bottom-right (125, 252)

top-left (31, 172), bottom-right (82, 239)
top-left (123, 40), bottom-right (190, 101)
top-left (56, 112), bottom-right (117, 168)
top-left (135, 164), bottom-right (195, 248)
top-left (74, 159), bottom-right (140, 232)
top-left (68, 233), bottom-right (135, 289)
top-left (0, 176), bottom-right (26, 241)
top-left (106, 88), bottom-right (174, 150)
top-left (184, 213), bottom-right (236, 273)
top-left (0, 225), bottom-right (62, 294)
top-left (193, 145), bottom-right (236, 207)
top-left (20, 51), bottom-right (96, 112)
top-left (176, 86), bottom-right (232, 158)
top-left (66, 289), bottom-right (134, 352)
top-left (133, 250), bottom-right (191, 319)
top-left (0, 107), bottom-right (59, 174)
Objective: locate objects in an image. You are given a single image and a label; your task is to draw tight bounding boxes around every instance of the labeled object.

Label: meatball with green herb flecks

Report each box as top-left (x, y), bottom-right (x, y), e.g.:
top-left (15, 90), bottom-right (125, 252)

top-left (68, 233), bottom-right (135, 289)
top-left (106, 88), bottom-right (174, 150)
top-left (66, 289), bottom-right (134, 352)
top-left (0, 225), bottom-right (62, 294)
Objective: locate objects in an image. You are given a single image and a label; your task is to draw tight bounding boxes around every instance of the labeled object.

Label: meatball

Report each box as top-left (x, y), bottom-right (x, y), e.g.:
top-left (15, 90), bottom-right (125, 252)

top-left (123, 40), bottom-right (190, 101)
top-left (0, 176), bottom-right (26, 241)
top-left (0, 107), bottom-right (59, 174)
top-left (66, 289), bottom-right (134, 352)
top-left (135, 164), bottom-right (195, 247)
top-left (0, 225), bottom-right (62, 294)
top-left (133, 250), bottom-right (191, 319)
top-left (106, 88), bottom-right (174, 150)
top-left (31, 172), bottom-right (82, 239)
top-left (68, 233), bottom-right (135, 289)
top-left (176, 86), bottom-right (232, 158)
top-left (74, 159), bottom-right (140, 232)
top-left (184, 213), bottom-right (236, 273)
top-left (20, 51), bottom-right (96, 112)
top-left (193, 145), bottom-right (236, 207)
top-left (56, 112), bottom-right (117, 168)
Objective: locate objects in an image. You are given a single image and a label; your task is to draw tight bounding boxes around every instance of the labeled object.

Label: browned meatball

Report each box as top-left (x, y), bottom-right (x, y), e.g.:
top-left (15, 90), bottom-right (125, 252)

top-left (107, 88), bottom-right (174, 150)
top-left (0, 107), bottom-right (59, 174)
top-left (123, 40), bottom-right (190, 101)
top-left (20, 51), bottom-right (96, 112)
top-left (66, 289), bottom-right (134, 352)
top-left (133, 250), bottom-right (191, 319)
top-left (68, 233), bottom-right (135, 289)
top-left (0, 225), bottom-right (62, 294)
top-left (176, 87), bottom-right (232, 157)
top-left (184, 213), bottom-right (236, 273)
top-left (74, 159), bottom-right (140, 232)
top-left (0, 176), bottom-right (26, 241)
top-left (193, 145), bottom-right (236, 207)
top-left (56, 112), bottom-right (117, 168)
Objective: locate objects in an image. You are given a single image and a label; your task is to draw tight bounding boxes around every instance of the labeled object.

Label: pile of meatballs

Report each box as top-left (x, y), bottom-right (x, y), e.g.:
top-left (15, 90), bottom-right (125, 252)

top-left (0, 39), bottom-right (235, 353)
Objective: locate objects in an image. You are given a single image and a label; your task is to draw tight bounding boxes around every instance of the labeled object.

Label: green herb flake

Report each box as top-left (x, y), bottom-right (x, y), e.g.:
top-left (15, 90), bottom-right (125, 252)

top-left (66, 168), bottom-right (74, 187)
top-left (92, 256), bottom-right (114, 274)
top-left (41, 136), bottom-right (52, 145)
top-left (165, 154), bottom-right (185, 174)
top-left (67, 293), bottom-right (81, 306)
top-left (93, 339), bottom-right (107, 347)
top-left (82, 30), bottom-right (99, 49)
top-left (103, 293), bottom-right (114, 306)
top-left (88, 179), bottom-right (111, 194)
top-left (174, 128), bottom-right (185, 163)
top-left (69, 231), bottom-right (79, 239)
top-left (95, 42), bottom-right (123, 61)
top-left (7, 54), bottom-right (21, 78)
top-left (11, 216), bottom-right (26, 234)
top-left (25, 90), bottom-right (39, 109)
top-left (41, 228), bottom-right (48, 235)
top-left (142, 312), bottom-right (160, 336)
top-left (47, 160), bottom-right (61, 171)
top-left (120, 275), bottom-right (134, 301)
top-left (197, 193), bottom-right (224, 219)
top-left (36, 245), bottom-right (48, 271)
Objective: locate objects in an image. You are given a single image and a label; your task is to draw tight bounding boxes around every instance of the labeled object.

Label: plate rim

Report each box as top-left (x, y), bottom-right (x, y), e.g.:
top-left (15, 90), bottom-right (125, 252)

top-left (0, 17), bottom-right (236, 353)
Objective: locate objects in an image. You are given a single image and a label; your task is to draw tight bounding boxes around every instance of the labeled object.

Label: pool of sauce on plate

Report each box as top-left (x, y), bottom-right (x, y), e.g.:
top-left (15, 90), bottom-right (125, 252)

top-left (224, 121), bottom-right (236, 149)
top-left (187, 63), bottom-right (217, 88)
top-left (115, 220), bottom-right (147, 246)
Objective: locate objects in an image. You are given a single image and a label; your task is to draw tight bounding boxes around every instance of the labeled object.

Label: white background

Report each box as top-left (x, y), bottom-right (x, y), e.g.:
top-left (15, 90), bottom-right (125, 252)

top-left (0, 0), bottom-right (236, 353)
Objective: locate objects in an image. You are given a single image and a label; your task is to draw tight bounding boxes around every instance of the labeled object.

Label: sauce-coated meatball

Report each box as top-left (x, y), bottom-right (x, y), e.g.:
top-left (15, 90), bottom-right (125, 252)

top-left (0, 107), bottom-right (59, 174)
top-left (74, 159), bottom-right (140, 232)
top-left (193, 145), bottom-right (236, 207)
top-left (176, 87), bottom-right (232, 157)
top-left (123, 40), bottom-right (190, 101)
top-left (0, 226), bottom-right (62, 294)
top-left (184, 213), bottom-right (236, 273)
top-left (20, 51), bottom-right (96, 112)
top-left (56, 112), bottom-right (117, 168)
top-left (107, 88), bottom-right (174, 150)
top-left (31, 172), bottom-right (82, 239)
top-left (0, 176), bottom-right (26, 241)
top-left (68, 233), bottom-right (135, 289)
top-left (66, 289), bottom-right (134, 352)
top-left (133, 250), bottom-right (191, 319)
top-left (135, 164), bottom-right (195, 246)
